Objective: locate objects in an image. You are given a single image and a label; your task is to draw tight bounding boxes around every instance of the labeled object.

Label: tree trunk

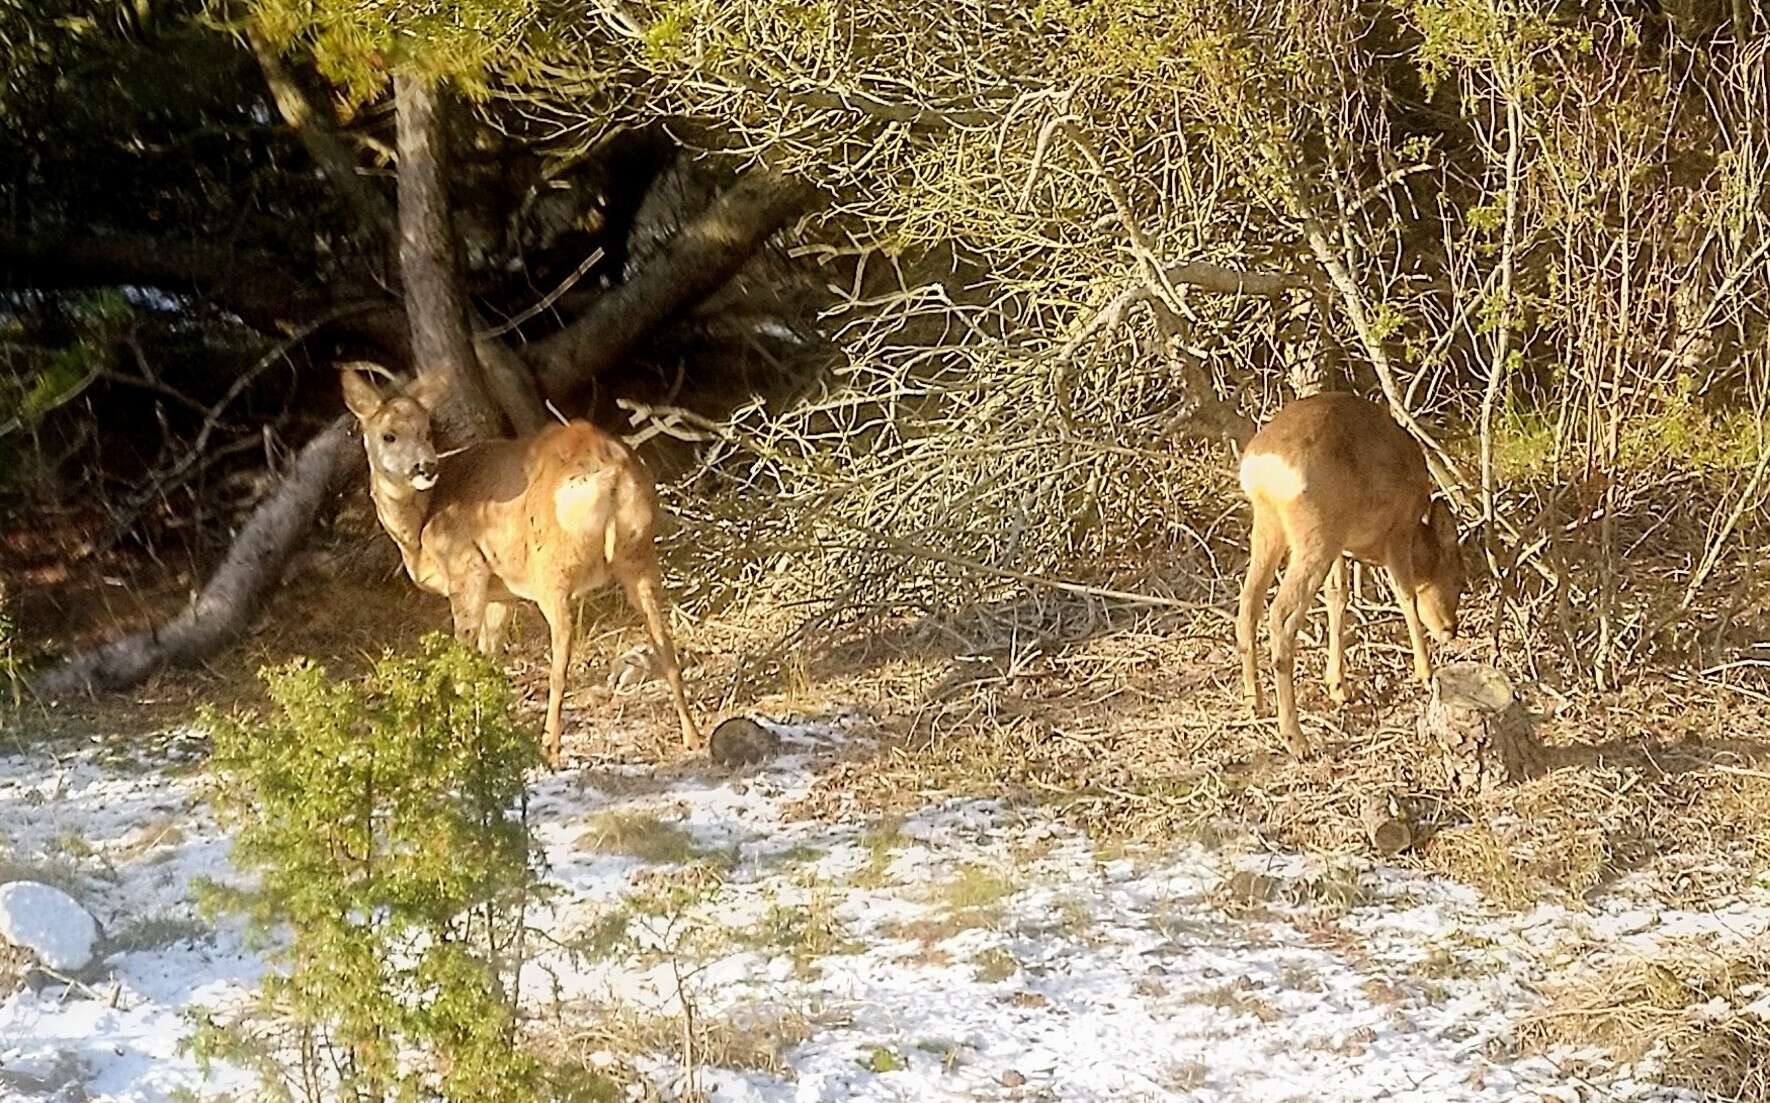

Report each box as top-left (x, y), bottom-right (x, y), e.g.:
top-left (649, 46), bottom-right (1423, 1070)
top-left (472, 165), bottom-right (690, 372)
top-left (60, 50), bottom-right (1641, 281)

top-left (31, 418), bottom-right (364, 698)
top-left (391, 73), bottom-right (514, 443)
top-left (529, 170), bottom-right (815, 396)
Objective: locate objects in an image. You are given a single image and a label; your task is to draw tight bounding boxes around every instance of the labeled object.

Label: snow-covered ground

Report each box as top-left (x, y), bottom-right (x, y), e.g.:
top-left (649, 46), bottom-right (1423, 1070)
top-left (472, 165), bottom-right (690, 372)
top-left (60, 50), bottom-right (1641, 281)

top-left (1, 717), bottom-right (1766, 1102)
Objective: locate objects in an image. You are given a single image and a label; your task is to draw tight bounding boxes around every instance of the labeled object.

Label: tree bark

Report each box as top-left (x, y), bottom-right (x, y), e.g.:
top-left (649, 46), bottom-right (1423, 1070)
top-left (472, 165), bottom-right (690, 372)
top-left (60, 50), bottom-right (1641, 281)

top-left (31, 418), bottom-right (364, 698)
top-left (529, 169), bottom-right (816, 397)
top-left (392, 72), bottom-right (508, 444)
top-left (1419, 661), bottom-right (1547, 793)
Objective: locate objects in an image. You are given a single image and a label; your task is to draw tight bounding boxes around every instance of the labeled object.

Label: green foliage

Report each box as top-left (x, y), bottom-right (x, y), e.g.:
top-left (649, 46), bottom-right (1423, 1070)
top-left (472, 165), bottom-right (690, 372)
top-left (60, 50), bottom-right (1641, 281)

top-left (239, 0), bottom-right (553, 102)
top-left (1484, 378), bottom-right (1764, 478)
top-left (193, 634), bottom-right (546, 1103)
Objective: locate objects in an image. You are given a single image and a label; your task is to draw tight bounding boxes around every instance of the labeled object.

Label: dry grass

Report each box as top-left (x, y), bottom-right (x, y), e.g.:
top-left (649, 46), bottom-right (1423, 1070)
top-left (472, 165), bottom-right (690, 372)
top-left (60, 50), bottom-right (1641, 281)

top-left (545, 997), bottom-right (825, 1080)
top-left (1517, 941), bottom-right (1770, 1101)
top-left (577, 810), bottom-right (721, 866)
top-left (760, 581), bottom-right (1770, 914)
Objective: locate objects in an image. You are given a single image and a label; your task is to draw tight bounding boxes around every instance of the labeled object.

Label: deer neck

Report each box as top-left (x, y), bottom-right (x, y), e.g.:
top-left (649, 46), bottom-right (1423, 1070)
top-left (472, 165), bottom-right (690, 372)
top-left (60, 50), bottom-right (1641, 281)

top-left (366, 474), bottom-right (434, 581)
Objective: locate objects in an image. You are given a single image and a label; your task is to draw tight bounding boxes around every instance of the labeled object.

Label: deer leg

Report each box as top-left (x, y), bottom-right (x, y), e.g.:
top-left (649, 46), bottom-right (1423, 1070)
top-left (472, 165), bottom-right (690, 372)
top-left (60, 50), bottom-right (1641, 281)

top-left (1238, 511), bottom-right (1285, 718)
top-left (1383, 541), bottom-right (1435, 685)
top-left (537, 595), bottom-right (574, 771)
top-left (1268, 540), bottom-right (1337, 757)
top-left (448, 555), bottom-right (491, 650)
top-left (478, 602), bottom-right (512, 656)
top-left (621, 560), bottom-right (702, 752)
top-left (1323, 555), bottom-right (1354, 705)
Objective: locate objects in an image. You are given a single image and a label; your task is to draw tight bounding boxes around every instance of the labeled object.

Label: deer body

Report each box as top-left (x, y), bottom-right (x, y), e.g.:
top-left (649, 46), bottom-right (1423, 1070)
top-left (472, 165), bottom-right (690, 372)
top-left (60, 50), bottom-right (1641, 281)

top-left (1236, 393), bottom-right (1463, 756)
top-left (343, 370), bottom-right (701, 767)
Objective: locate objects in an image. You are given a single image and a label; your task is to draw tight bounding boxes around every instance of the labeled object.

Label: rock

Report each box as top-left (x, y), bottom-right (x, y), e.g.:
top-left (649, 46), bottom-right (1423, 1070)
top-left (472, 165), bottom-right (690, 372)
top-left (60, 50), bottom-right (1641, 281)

top-left (0, 882), bottom-right (100, 972)
top-left (708, 717), bottom-right (781, 766)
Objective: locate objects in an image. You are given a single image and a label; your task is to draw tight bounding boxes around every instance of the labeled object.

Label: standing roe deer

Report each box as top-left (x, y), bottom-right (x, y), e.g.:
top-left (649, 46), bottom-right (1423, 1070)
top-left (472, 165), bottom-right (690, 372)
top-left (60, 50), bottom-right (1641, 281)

top-left (340, 366), bottom-right (702, 768)
top-left (1236, 392), bottom-right (1464, 756)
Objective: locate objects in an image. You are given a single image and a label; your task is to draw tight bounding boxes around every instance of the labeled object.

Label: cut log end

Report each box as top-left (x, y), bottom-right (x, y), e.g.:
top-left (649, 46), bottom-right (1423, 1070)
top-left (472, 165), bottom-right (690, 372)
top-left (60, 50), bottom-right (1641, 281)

top-left (1360, 794), bottom-right (1414, 856)
top-left (1419, 661), bottom-right (1547, 793)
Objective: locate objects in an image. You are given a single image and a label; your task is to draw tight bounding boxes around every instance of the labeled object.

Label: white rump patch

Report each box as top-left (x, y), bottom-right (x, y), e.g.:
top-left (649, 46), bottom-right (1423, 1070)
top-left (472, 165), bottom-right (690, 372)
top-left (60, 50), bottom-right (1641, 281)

top-left (1239, 451), bottom-right (1307, 503)
top-left (554, 471), bottom-right (620, 561)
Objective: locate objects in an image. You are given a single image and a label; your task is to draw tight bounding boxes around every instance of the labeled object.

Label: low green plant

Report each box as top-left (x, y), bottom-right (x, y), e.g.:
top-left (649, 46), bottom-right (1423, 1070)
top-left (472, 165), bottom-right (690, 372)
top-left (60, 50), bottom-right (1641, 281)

top-left (191, 634), bottom-right (546, 1103)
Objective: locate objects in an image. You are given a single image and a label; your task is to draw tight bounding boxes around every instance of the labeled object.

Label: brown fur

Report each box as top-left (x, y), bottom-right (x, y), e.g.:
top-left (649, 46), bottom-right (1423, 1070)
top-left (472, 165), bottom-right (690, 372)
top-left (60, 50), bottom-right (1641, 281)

top-left (341, 367), bottom-right (702, 767)
top-left (1235, 393), bottom-right (1464, 756)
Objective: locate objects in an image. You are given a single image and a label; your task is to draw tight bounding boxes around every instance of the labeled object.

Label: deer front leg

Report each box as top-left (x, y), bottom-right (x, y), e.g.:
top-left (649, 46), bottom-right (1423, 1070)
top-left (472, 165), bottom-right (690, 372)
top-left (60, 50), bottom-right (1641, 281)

top-left (447, 555), bottom-right (491, 651)
top-left (1323, 556), bottom-right (1353, 705)
top-left (621, 560), bottom-right (702, 752)
top-left (538, 595), bottom-right (574, 770)
top-left (1383, 543), bottom-right (1435, 686)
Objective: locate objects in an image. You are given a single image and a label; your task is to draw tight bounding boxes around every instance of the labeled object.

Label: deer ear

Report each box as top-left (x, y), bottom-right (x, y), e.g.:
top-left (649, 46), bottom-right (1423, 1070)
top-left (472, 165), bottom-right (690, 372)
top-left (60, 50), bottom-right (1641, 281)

top-left (405, 371), bottom-right (451, 413)
top-left (1427, 498), bottom-right (1460, 552)
top-left (340, 370), bottom-right (385, 422)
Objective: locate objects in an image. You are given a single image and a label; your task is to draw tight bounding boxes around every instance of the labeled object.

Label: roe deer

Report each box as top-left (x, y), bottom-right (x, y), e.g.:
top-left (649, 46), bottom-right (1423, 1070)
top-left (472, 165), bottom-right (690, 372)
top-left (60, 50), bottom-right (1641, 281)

top-left (340, 366), bottom-right (702, 767)
top-left (1236, 393), bottom-right (1464, 756)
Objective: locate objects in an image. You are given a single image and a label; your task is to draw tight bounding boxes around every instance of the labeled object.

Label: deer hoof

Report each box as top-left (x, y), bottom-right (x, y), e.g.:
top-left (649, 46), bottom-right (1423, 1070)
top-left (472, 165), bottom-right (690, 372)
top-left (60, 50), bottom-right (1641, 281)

top-left (1327, 681), bottom-right (1357, 706)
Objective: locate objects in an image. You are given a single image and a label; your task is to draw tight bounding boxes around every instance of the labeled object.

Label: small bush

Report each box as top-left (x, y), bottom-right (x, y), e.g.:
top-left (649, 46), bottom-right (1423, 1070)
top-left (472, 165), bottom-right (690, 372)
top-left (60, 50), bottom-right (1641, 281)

top-left (192, 634), bottom-right (545, 1103)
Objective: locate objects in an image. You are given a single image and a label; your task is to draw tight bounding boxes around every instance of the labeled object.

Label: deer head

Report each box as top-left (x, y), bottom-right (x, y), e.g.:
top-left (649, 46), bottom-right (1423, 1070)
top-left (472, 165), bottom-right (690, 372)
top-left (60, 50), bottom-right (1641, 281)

top-left (1412, 498), bottom-right (1464, 643)
top-left (340, 366), bottom-right (451, 493)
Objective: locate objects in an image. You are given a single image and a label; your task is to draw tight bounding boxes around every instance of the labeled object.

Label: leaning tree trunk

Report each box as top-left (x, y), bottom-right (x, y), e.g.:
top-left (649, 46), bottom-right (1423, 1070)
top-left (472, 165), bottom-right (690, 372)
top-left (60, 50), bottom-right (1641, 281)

top-left (31, 419), bottom-right (363, 698)
top-left (529, 170), bottom-right (816, 394)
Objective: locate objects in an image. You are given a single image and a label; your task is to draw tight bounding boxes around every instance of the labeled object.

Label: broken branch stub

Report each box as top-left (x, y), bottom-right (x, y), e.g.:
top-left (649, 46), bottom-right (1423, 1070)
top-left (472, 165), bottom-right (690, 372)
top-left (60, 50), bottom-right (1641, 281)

top-left (1418, 662), bottom-right (1546, 794)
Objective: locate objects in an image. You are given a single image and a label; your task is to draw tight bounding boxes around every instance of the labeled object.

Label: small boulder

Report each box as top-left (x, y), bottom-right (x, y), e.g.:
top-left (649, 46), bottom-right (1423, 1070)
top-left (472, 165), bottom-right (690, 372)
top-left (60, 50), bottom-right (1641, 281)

top-left (0, 881), bottom-right (100, 973)
top-left (708, 717), bottom-right (781, 767)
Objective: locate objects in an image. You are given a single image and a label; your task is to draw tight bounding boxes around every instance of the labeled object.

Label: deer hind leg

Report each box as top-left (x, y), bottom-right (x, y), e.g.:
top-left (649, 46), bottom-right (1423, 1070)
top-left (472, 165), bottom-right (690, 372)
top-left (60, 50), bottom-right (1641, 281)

top-left (620, 557), bottom-right (701, 751)
top-left (1268, 537), bottom-right (1338, 757)
top-left (1237, 509), bottom-right (1285, 718)
top-left (537, 594), bottom-right (574, 771)
top-left (1323, 555), bottom-right (1354, 705)
top-left (1382, 539), bottom-right (1434, 686)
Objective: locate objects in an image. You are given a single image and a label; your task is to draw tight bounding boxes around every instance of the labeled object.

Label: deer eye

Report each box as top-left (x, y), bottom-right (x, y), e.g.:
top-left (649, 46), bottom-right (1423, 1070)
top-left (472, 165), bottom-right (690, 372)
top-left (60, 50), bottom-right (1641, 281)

top-left (381, 432), bottom-right (396, 444)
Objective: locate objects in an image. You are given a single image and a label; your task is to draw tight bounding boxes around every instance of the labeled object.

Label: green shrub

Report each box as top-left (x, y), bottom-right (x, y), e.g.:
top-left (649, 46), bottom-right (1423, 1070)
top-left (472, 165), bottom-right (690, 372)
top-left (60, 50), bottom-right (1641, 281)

top-left (192, 634), bottom-right (546, 1103)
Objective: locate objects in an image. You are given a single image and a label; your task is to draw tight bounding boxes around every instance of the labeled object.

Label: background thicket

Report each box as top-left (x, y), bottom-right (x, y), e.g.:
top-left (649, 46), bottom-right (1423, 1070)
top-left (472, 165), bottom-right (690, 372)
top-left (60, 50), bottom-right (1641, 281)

top-left (2, 0), bottom-right (1767, 698)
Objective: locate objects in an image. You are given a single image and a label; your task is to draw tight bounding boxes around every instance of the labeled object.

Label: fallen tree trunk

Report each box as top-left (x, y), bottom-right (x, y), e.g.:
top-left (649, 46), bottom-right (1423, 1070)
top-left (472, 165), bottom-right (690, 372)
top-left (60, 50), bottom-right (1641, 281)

top-left (32, 418), bottom-right (363, 698)
top-left (530, 169), bottom-right (816, 395)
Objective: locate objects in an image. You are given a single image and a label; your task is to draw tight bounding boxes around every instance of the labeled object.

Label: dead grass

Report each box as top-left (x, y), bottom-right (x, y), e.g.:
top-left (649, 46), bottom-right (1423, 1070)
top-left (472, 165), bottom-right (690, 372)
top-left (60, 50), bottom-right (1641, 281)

top-left (736, 886), bottom-right (857, 964)
top-left (928, 862), bottom-right (1017, 912)
top-left (549, 997), bottom-right (824, 1079)
top-left (770, 587), bottom-right (1770, 914)
top-left (848, 816), bottom-right (906, 889)
top-left (577, 810), bottom-right (721, 866)
top-left (107, 914), bottom-right (211, 954)
top-left (1517, 941), bottom-right (1770, 1101)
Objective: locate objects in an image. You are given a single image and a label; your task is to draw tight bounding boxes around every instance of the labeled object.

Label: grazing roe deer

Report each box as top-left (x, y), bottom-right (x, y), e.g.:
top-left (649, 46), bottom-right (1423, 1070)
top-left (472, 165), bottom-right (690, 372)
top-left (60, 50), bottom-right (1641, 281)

top-left (1236, 393), bottom-right (1464, 756)
top-left (340, 367), bottom-right (701, 767)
